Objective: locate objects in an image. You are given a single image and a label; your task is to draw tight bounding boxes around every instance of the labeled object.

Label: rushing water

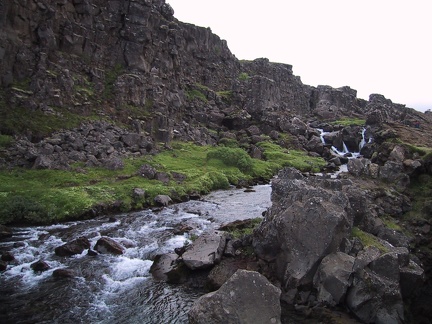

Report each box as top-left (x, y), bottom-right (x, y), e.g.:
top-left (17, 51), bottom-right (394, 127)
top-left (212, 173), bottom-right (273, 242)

top-left (0, 185), bottom-right (272, 324)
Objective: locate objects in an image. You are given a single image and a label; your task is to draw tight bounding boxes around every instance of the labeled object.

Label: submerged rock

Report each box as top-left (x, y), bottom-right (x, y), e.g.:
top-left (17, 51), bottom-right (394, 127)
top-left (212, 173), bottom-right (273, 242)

top-left (55, 236), bottom-right (91, 257)
top-left (188, 269), bottom-right (281, 324)
top-left (94, 237), bottom-right (125, 255)
top-left (53, 268), bottom-right (76, 279)
top-left (31, 260), bottom-right (50, 272)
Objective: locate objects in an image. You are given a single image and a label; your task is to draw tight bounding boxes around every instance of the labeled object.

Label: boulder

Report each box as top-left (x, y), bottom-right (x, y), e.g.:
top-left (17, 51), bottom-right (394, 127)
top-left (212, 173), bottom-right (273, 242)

top-left (54, 236), bottom-right (91, 257)
top-left (154, 194), bottom-right (172, 207)
top-left (253, 168), bottom-right (353, 289)
top-left (182, 230), bottom-right (228, 270)
top-left (0, 260), bottom-right (7, 271)
top-left (1, 251), bottom-right (15, 262)
top-left (313, 252), bottom-right (355, 305)
top-left (347, 269), bottom-right (404, 324)
top-left (53, 268), bottom-right (76, 279)
top-left (188, 270), bottom-right (281, 324)
top-left (150, 253), bottom-right (189, 283)
top-left (94, 237), bottom-right (125, 255)
top-left (399, 260), bottom-right (425, 299)
top-left (31, 260), bottom-right (50, 272)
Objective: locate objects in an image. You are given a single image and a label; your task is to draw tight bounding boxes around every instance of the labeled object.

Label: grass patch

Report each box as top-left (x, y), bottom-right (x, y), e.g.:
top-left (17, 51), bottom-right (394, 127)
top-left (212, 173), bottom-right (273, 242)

top-left (221, 217), bottom-right (262, 239)
top-left (103, 64), bottom-right (123, 100)
top-left (257, 141), bottom-right (326, 172)
top-left (0, 142), bottom-right (277, 224)
top-left (331, 118), bottom-right (366, 126)
top-left (0, 140), bottom-right (326, 225)
top-left (351, 227), bottom-right (389, 253)
top-left (404, 173), bottom-right (432, 221)
top-left (238, 72), bottom-right (250, 81)
top-left (186, 89), bottom-right (207, 102)
top-left (0, 105), bottom-right (91, 138)
top-left (0, 134), bottom-right (14, 148)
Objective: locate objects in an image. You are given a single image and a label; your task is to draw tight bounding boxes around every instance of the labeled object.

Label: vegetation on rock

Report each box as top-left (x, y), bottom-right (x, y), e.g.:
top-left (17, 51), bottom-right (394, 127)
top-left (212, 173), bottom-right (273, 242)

top-left (0, 141), bottom-right (325, 225)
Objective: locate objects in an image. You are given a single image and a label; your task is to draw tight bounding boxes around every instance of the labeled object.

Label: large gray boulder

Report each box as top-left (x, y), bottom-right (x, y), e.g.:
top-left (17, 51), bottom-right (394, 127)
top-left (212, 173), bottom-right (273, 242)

top-left (188, 269), bottom-right (281, 324)
top-left (313, 252), bottom-right (355, 305)
top-left (182, 230), bottom-right (228, 270)
top-left (253, 168), bottom-right (353, 290)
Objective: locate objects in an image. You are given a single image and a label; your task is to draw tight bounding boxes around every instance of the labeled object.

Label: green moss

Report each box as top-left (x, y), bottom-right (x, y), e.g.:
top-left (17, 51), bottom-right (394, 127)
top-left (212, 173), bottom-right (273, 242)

top-left (0, 105), bottom-right (90, 137)
top-left (257, 141), bottom-right (326, 172)
top-left (0, 141), bottom-right (321, 225)
top-left (103, 64), bottom-right (124, 99)
top-left (0, 134), bottom-right (14, 148)
top-left (223, 217), bottom-right (262, 239)
top-left (404, 173), bottom-right (432, 221)
top-left (331, 118), bottom-right (366, 126)
top-left (186, 89), bottom-right (207, 102)
top-left (238, 72), bottom-right (250, 81)
top-left (352, 227), bottom-right (389, 253)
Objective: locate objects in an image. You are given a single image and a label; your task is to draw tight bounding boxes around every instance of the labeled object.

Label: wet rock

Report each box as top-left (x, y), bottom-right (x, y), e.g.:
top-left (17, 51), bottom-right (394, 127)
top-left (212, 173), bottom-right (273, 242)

top-left (150, 253), bottom-right (189, 283)
top-left (182, 230), bottom-right (228, 270)
top-left (94, 237), bottom-right (125, 255)
top-left (0, 260), bottom-right (7, 271)
top-left (55, 236), bottom-right (91, 257)
top-left (189, 269), bottom-right (281, 324)
top-left (87, 249), bottom-right (98, 256)
top-left (1, 251), bottom-right (15, 262)
top-left (154, 194), bottom-right (172, 207)
top-left (31, 260), bottom-right (50, 272)
top-left (0, 225), bottom-right (13, 239)
top-left (53, 268), bottom-right (76, 279)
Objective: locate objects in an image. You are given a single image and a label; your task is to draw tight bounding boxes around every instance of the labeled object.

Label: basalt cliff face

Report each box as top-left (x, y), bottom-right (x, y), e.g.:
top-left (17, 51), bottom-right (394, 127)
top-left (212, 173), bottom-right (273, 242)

top-left (1, 0), bottom-right (429, 156)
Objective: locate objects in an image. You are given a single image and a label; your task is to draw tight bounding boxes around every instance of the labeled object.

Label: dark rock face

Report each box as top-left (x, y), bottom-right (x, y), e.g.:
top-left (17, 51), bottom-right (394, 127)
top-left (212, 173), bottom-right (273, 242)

top-left (188, 269), bottom-right (281, 324)
top-left (252, 167), bottom-right (424, 323)
top-left (54, 236), bottom-right (91, 257)
top-left (253, 168), bottom-right (353, 289)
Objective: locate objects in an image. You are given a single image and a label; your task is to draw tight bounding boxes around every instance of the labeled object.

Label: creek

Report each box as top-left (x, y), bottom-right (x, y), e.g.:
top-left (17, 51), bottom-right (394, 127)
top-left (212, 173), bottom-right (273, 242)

top-left (0, 185), bottom-right (271, 323)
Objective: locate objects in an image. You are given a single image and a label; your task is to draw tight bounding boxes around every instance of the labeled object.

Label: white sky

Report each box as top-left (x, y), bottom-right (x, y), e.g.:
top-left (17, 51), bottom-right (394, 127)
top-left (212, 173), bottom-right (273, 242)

top-left (167, 0), bottom-right (432, 112)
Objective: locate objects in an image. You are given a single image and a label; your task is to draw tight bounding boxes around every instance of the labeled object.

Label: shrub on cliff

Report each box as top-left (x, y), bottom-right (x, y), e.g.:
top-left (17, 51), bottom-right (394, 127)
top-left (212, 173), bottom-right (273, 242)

top-left (206, 147), bottom-right (253, 172)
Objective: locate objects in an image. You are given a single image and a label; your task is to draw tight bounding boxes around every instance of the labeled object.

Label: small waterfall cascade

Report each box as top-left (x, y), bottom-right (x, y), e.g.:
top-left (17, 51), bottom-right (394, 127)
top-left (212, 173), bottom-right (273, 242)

top-left (318, 127), bottom-right (369, 158)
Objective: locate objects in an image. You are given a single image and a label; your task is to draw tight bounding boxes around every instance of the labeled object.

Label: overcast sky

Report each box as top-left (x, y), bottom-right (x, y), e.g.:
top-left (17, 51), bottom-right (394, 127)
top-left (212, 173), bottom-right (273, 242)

top-left (168, 0), bottom-right (431, 112)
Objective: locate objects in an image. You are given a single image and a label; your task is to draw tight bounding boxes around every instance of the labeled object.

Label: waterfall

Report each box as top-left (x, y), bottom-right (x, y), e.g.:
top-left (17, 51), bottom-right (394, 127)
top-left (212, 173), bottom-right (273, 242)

top-left (358, 128), bottom-right (366, 151)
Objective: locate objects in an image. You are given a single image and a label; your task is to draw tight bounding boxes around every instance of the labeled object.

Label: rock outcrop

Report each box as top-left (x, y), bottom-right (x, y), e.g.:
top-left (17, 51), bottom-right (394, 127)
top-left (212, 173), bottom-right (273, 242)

top-left (188, 269), bottom-right (281, 324)
top-left (253, 167), bottom-right (424, 323)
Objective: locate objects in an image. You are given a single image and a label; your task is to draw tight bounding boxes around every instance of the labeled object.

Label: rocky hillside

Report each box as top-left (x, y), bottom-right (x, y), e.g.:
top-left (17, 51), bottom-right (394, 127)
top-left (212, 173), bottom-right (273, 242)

top-left (1, 1), bottom-right (432, 323)
top-left (1, 0), bottom-right (429, 159)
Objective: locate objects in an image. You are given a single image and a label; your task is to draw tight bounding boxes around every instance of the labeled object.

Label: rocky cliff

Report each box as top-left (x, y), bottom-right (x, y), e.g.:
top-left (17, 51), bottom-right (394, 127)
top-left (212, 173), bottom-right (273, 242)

top-left (1, 0), bottom-right (428, 159)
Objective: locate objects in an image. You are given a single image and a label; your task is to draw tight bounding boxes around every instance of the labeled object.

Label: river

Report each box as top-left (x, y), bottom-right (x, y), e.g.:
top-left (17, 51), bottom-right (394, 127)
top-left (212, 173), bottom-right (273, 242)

top-left (0, 184), bottom-right (272, 324)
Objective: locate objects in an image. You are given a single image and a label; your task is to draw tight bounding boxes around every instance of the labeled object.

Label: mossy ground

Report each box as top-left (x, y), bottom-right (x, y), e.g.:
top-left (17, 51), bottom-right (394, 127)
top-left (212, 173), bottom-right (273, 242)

top-left (0, 141), bottom-right (325, 225)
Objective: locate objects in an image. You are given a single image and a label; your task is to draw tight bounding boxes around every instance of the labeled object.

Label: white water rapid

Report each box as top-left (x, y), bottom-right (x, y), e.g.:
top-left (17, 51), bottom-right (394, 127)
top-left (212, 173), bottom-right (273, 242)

top-left (0, 185), bottom-right (271, 323)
